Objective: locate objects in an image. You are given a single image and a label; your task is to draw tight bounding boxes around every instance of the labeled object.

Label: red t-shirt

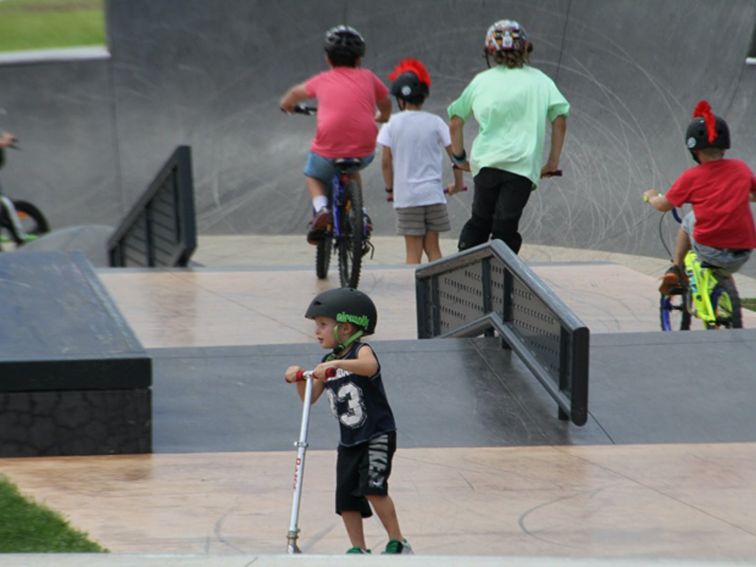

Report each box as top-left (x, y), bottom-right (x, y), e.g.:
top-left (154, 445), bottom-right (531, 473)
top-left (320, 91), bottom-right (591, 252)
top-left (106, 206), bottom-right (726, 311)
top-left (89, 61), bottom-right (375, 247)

top-left (665, 159), bottom-right (756, 249)
top-left (305, 67), bottom-right (389, 158)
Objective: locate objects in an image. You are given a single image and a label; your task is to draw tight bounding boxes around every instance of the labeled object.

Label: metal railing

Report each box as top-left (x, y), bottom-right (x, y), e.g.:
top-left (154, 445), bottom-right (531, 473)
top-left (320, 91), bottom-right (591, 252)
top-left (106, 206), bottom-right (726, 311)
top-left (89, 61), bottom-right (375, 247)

top-left (108, 146), bottom-right (196, 267)
top-left (415, 240), bottom-right (589, 426)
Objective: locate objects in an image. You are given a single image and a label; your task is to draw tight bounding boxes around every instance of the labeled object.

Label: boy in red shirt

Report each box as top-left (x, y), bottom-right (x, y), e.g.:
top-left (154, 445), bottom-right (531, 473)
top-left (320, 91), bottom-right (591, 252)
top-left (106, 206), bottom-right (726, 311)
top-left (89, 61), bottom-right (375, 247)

top-left (280, 26), bottom-right (391, 244)
top-left (643, 101), bottom-right (756, 294)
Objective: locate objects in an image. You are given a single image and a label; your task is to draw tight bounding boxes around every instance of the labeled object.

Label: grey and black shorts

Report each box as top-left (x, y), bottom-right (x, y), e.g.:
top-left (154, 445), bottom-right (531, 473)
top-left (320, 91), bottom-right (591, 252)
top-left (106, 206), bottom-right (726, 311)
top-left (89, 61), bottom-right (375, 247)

top-left (681, 211), bottom-right (751, 274)
top-left (335, 431), bottom-right (396, 517)
top-left (396, 203), bottom-right (451, 236)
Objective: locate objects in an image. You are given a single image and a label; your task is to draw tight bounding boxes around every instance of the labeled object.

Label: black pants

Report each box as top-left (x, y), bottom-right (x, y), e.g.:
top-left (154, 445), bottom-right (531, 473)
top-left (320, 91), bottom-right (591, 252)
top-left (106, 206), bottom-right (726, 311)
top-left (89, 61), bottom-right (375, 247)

top-left (457, 168), bottom-right (533, 254)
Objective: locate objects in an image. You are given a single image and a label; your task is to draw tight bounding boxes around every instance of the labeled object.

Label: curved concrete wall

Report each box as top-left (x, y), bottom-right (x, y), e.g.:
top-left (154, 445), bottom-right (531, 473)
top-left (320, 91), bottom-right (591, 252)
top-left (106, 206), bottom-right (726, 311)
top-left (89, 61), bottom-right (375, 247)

top-left (1, 0), bottom-right (754, 271)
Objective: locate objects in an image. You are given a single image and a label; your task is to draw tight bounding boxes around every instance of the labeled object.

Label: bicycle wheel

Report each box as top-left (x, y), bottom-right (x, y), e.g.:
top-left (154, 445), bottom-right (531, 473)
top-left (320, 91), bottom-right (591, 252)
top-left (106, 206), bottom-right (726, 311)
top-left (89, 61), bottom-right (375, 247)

top-left (660, 292), bottom-right (691, 331)
top-left (315, 235), bottom-right (332, 279)
top-left (710, 277), bottom-right (742, 329)
top-left (12, 200), bottom-right (50, 245)
top-left (337, 180), bottom-right (364, 288)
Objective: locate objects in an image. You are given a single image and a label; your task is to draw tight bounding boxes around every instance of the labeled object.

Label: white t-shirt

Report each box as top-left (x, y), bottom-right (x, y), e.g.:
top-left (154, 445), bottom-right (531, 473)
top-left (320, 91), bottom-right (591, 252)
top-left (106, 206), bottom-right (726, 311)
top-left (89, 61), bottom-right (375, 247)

top-left (377, 110), bottom-right (451, 208)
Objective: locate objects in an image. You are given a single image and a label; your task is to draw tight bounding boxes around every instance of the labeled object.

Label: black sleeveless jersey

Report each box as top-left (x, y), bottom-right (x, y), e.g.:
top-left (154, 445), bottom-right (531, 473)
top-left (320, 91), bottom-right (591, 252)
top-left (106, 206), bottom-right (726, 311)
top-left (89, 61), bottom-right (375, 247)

top-left (322, 342), bottom-right (396, 447)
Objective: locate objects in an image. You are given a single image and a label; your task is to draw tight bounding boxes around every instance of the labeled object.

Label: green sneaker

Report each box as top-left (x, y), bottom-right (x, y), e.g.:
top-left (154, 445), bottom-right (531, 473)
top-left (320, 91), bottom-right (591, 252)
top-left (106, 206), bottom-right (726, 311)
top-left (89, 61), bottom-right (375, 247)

top-left (383, 539), bottom-right (413, 554)
top-left (346, 546), bottom-right (371, 554)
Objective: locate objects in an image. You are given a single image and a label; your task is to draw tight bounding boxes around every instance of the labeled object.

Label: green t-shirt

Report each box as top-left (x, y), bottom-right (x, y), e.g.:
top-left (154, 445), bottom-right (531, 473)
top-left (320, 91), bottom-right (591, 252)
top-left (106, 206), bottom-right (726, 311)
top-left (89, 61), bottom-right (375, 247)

top-left (447, 65), bottom-right (569, 186)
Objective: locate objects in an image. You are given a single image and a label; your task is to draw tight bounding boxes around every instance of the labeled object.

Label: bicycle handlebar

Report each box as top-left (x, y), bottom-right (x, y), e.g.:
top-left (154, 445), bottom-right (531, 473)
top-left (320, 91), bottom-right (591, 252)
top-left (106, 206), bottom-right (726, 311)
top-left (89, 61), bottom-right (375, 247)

top-left (293, 104), bottom-right (317, 116)
top-left (294, 367), bottom-right (337, 382)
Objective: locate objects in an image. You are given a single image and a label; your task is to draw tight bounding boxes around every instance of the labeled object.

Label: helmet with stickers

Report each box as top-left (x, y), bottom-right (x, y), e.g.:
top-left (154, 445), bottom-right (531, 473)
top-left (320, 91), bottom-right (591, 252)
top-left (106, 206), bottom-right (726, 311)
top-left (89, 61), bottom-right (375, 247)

top-left (484, 19), bottom-right (529, 55)
top-left (685, 100), bottom-right (730, 163)
top-left (305, 287), bottom-right (377, 335)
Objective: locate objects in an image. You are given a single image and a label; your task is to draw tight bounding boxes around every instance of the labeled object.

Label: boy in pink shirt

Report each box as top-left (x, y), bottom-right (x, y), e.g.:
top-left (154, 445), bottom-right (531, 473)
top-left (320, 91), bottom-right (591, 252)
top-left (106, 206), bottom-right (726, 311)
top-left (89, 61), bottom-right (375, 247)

top-left (280, 26), bottom-right (391, 244)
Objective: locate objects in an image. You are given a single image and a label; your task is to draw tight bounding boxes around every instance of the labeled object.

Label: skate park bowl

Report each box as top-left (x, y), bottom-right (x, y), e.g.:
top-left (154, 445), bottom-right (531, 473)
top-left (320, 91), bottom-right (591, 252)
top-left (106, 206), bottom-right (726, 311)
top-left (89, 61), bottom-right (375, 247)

top-left (0, 0), bottom-right (754, 279)
top-left (1, 0), bottom-right (756, 564)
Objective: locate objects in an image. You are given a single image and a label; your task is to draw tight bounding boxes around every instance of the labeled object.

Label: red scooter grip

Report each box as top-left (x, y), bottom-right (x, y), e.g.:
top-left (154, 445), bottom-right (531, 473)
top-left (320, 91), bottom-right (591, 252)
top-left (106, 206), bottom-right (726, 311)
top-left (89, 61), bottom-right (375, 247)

top-left (295, 367), bottom-right (337, 381)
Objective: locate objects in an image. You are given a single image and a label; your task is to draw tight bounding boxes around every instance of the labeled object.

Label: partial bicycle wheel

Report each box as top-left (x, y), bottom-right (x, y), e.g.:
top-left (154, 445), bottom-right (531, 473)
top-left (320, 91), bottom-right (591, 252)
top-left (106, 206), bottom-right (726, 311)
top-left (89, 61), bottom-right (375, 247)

top-left (660, 292), bottom-right (691, 331)
top-left (710, 277), bottom-right (742, 329)
top-left (11, 200), bottom-right (50, 245)
top-left (337, 180), bottom-right (364, 288)
top-left (315, 235), bottom-right (332, 279)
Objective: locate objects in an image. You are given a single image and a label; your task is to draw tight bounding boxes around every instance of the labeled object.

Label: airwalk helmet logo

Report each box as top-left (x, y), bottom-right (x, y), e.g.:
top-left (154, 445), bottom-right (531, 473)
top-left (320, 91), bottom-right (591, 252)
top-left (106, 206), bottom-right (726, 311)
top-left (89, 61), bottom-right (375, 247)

top-left (336, 311), bottom-right (369, 328)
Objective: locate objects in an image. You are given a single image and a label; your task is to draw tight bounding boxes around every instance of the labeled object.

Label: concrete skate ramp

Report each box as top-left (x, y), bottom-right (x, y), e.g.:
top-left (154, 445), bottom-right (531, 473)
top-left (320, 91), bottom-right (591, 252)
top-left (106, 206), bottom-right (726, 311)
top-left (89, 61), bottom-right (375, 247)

top-left (0, 0), bottom-right (754, 275)
top-left (18, 225), bottom-right (113, 267)
top-left (149, 331), bottom-right (756, 454)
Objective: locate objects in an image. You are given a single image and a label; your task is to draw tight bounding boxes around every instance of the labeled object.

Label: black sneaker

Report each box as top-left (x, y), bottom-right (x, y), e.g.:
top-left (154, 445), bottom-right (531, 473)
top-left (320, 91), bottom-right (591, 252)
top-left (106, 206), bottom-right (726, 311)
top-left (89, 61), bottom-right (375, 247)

top-left (306, 208), bottom-right (331, 245)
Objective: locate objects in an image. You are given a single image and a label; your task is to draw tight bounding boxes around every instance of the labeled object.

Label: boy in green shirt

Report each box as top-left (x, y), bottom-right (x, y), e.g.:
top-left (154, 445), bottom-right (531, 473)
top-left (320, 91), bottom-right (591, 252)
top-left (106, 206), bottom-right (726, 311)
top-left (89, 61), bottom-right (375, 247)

top-left (448, 19), bottom-right (569, 253)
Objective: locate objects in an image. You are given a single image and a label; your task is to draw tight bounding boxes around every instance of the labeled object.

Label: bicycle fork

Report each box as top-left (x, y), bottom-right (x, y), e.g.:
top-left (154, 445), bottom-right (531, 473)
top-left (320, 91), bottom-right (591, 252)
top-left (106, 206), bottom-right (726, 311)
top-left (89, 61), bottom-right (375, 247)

top-left (0, 194), bottom-right (27, 242)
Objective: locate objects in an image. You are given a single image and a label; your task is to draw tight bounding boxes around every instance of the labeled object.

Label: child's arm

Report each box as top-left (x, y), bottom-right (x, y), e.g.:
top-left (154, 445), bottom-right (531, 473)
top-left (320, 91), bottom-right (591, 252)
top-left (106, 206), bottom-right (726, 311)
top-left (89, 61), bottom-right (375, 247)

top-left (284, 365), bottom-right (326, 403)
top-left (540, 115), bottom-right (566, 177)
top-left (642, 190), bottom-right (674, 212)
top-left (279, 83), bottom-right (309, 113)
top-left (315, 345), bottom-right (379, 380)
top-left (448, 116), bottom-right (469, 171)
top-left (444, 145), bottom-right (466, 193)
top-left (381, 145), bottom-right (394, 197)
top-left (375, 96), bottom-right (391, 124)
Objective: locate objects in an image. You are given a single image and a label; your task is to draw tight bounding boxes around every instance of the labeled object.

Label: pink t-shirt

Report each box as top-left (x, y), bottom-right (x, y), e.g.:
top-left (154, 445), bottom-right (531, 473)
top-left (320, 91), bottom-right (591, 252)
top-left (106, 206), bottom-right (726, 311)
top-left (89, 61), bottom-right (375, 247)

top-left (665, 159), bottom-right (756, 249)
top-left (305, 67), bottom-right (389, 158)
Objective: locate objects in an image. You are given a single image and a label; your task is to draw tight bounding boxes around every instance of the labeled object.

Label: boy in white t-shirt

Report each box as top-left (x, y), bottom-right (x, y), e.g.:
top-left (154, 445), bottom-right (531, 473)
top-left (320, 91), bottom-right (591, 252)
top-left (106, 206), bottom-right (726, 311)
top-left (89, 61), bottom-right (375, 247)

top-left (378, 59), bottom-right (465, 264)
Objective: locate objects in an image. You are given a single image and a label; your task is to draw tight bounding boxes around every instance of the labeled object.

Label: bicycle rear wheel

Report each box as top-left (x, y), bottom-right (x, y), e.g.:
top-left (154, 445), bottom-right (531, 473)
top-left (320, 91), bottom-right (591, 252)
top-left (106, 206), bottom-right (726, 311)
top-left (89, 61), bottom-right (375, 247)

top-left (315, 236), bottom-right (332, 279)
top-left (337, 180), bottom-right (364, 288)
top-left (710, 277), bottom-right (742, 329)
top-left (660, 292), bottom-right (691, 331)
top-left (12, 200), bottom-right (50, 245)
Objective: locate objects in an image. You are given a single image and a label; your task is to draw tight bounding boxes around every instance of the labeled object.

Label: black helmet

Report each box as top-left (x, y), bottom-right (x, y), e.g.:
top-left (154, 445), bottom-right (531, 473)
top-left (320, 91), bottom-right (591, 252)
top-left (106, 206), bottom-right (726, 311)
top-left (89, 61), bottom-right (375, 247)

top-left (324, 25), bottom-right (366, 58)
top-left (685, 100), bottom-right (730, 162)
top-left (305, 288), bottom-right (377, 335)
top-left (390, 72), bottom-right (429, 103)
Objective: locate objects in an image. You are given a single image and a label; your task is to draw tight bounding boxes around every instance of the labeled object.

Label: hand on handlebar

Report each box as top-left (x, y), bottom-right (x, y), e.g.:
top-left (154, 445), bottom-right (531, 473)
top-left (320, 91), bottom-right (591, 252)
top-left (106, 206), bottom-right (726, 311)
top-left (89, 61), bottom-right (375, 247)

top-left (0, 131), bottom-right (18, 149)
top-left (286, 365), bottom-right (337, 383)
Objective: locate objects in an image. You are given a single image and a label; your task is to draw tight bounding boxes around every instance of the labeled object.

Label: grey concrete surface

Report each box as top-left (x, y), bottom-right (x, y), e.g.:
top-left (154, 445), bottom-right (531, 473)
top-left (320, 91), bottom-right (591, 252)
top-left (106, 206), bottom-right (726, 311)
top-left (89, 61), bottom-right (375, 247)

top-left (0, 1), bottom-right (754, 276)
top-left (0, 555), bottom-right (745, 567)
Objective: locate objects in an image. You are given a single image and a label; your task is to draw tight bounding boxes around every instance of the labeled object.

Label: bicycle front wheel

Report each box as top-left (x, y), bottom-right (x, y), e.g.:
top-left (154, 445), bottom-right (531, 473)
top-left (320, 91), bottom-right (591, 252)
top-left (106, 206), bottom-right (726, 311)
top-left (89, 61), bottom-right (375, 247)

top-left (710, 277), bottom-right (742, 329)
top-left (12, 200), bottom-right (50, 244)
top-left (660, 292), bottom-right (691, 331)
top-left (337, 180), bottom-right (364, 288)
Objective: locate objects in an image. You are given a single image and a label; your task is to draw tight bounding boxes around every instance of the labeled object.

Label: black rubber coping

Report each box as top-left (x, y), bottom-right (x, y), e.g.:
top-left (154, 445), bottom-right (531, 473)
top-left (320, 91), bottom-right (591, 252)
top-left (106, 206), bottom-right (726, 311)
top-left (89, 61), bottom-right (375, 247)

top-left (148, 330), bottom-right (756, 453)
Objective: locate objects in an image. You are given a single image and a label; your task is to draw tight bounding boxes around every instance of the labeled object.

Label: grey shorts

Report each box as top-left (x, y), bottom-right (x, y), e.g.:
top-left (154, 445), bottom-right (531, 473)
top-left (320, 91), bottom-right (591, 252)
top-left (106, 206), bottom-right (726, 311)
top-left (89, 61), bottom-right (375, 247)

top-left (682, 211), bottom-right (752, 273)
top-left (396, 203), bottom-right (451, 236)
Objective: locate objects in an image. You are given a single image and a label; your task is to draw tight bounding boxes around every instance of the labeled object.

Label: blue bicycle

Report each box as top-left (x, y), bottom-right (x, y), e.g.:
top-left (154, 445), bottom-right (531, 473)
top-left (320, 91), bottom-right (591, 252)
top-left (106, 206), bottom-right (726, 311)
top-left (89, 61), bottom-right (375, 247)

top-left (294, 104), bottom-right (373, 288)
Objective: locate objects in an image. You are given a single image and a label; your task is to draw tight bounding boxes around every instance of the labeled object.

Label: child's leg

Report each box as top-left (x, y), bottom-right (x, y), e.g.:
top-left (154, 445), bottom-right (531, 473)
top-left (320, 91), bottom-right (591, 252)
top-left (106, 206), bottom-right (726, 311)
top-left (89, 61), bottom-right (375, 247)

top-left (404, 235), bottom-right (424, 264)
top-left (306, 176), bottom-right (328, 210)
top-left (673, 226), bottom-right (691, 268)
top-left (422, 231), bottom-right (442, 262)
top-left (366, 494), bottom-right (403, 542)
top-left (341, 511), bottom-right (367, 549)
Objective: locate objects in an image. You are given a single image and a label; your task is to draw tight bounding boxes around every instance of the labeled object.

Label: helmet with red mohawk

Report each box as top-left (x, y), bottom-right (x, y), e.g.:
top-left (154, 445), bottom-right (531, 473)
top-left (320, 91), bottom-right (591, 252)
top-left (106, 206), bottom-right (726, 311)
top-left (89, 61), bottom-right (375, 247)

top-left (685, 100), bottom-right (730, 163)
top-left (388, 58), bottom-right (431, 104)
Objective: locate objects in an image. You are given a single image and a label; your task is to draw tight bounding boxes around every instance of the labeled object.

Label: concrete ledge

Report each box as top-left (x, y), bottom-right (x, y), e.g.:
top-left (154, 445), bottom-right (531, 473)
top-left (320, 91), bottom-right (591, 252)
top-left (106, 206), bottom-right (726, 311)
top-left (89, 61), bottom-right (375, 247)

top-left (0, 46), bottom-right (110, 66)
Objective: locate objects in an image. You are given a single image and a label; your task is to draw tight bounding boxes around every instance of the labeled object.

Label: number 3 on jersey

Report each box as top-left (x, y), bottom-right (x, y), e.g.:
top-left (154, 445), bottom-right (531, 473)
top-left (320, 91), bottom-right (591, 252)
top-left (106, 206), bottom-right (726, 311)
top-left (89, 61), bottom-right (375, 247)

top-left (327, 382), bottom-right (367, 428)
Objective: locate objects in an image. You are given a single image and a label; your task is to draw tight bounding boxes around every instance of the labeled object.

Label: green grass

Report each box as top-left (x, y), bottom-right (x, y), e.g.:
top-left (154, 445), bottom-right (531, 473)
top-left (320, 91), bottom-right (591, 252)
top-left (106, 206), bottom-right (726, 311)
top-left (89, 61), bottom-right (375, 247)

top-left (0, 0), bottom-right (106, 53)
top-left (0, 475), bottom-right (106, 552)
top-left (743, 298), bottom-right (756, 312)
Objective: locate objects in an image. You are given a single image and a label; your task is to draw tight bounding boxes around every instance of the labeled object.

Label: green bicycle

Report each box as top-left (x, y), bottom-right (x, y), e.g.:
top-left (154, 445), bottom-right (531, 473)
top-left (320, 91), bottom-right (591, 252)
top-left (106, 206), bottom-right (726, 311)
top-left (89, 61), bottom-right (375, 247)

top-left (659, 209), bottom-right (742, 331)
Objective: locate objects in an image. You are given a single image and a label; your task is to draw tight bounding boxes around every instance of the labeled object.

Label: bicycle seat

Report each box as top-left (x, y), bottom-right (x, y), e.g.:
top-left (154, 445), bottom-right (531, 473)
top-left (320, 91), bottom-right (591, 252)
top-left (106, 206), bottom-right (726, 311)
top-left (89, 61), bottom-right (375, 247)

top-left (333, 157), bottom-right (363, 173)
